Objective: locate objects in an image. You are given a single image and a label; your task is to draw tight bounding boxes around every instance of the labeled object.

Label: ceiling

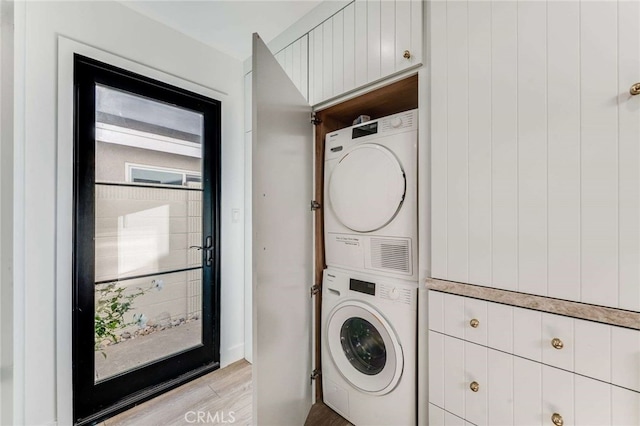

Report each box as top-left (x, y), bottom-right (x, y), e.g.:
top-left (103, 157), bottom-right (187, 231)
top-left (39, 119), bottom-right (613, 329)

top-left (121, 0), bottom-right (324, 61)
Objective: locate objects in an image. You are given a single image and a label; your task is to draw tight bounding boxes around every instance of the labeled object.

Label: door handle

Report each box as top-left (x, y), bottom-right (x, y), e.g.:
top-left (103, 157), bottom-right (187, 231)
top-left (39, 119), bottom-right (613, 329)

top-left (189, 236), bottom-right (213, 266)
top-left (631, 82), bottom-right (640, 96)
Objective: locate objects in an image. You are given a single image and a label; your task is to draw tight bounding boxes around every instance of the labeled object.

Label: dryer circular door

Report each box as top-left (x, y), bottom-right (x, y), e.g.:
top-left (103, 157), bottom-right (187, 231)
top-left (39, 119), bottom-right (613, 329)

top-left (329, 144), bottom-right (406, 232)
top-left (326, 300), bottom-right (404, 395)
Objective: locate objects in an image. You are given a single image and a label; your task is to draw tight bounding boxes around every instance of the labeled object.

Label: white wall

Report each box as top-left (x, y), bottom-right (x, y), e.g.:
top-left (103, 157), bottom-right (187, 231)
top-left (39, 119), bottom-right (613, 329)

top-left (0, 1), bottom-right (15, 424)
top-left (13, 1), bottom-right (245, 424)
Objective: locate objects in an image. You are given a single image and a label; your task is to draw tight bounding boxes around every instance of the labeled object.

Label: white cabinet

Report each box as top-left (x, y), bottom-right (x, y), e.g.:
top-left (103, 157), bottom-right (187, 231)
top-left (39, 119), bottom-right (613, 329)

top-left (428, 291), bottom-right (640, 425)
top-left (430, 0), bottom-right (640, 312)
top-left (274, 35), bottom-right (309, 102)
top-left (309, 0), bottom-right (422, 105)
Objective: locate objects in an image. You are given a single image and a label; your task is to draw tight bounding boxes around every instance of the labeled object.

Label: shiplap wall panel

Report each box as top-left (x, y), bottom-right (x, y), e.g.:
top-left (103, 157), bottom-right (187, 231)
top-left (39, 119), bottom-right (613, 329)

top-left (354, 0), bottom-right (368, 87)
top-left (618, 0), bottom-right (640, 312)
top-left (300, 36), bottom-right (308, 101)
top-left (410, 0), bottom-right (422, 65)
top-left (291, 41), bottom-right (300, 96)
top-left (312, 27), bottom-right (323, 105)
top-left (343, 3), bottom-right (356, 93)
top-left (367, 0), bottom-right (382, 82)
top-left (446, 0), bottom-right (469, 284)
top-left (430, 0), bottom-right (448, 279)
top-left (467, 0), bottom-right (492, 286)
top-left (580, 1), bottom-right (619, 308)
top-left (308, 31), bottom-right (315, 104)
top-left (431, 0), bottom-right (640, 311)
top-left (490, 0), bottom-right (518, 291)
top-left (380, 0), bottom-right (395, 77)
top-left (322, 20), bottom-right (334, 101)
top-left (332, 11), bottom-right (344, 96)
top-left (547, 0), bottom-right (581, 302)
top-left (517, 0), bottom-right (547, 296)
top-left (395, 0), bottom-right (411, 72)
top-left (284, 45), bottom-right (293, 80)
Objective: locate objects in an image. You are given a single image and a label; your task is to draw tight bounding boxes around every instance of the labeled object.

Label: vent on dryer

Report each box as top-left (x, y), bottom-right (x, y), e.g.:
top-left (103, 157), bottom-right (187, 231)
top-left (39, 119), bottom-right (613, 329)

top-left (371, 238), bottom-right (411, 273)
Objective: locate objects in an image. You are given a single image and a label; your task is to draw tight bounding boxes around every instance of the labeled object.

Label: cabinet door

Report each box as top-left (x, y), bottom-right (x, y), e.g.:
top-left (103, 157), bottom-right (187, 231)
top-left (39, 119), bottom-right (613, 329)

top-left (274, 36), bottom-right (309, 102)
top-left (251, 33), bottom-right (313, 425)
top-left (429, 0), bottom-right (640, 311)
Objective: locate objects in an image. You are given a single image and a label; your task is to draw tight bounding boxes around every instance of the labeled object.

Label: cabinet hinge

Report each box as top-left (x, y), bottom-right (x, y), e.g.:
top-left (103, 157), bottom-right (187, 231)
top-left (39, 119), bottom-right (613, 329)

top-left (311, 113), bottom-right (322, 125)
top-left (310, 369), bottom-right (321, 384)
top-left (310, 200), bottom-right (321, 211)
top-left (310, 284), bottom-right (320, 297)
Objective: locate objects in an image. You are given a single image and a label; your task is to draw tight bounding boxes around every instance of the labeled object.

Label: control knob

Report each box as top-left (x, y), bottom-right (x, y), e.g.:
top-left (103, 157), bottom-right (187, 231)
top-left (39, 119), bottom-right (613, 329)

top-left (389, 287), bottom-right (400, 300)
top-left (390, 117), bottom-right (403, 128)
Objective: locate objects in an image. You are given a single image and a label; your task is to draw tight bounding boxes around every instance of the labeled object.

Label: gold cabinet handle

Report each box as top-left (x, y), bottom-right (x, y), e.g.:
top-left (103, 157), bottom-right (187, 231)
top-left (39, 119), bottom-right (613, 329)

top-left (551, 338), bottom-right (564, 350)
top-left (630, 83), bottom-right (640, 96)
top-left (469, 318), bottom-right (480, 328)
top-left (469, 381), bottom-right (480, 392)
top-left (403, 50), bottom-right (411, 59)
top-left (551, 412), bottom-right (564, 426)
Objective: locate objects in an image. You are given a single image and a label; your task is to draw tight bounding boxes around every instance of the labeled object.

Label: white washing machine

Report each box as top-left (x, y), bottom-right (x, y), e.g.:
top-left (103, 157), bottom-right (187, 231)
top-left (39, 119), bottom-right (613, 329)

top-left (321, 268), bottom-right (417, 426)
top-left (324, 109), bottom-right (418, 281)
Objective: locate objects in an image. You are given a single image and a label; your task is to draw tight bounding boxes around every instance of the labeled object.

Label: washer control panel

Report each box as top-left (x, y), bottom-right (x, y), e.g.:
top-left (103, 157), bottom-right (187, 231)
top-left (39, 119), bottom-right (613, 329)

top-left (379, 283), bottom-right (413, 305)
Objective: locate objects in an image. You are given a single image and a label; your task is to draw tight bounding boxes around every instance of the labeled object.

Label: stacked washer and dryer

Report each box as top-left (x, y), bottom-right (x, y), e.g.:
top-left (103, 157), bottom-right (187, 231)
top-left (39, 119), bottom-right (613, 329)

top-left (321, 109), bottom-right (419, 426)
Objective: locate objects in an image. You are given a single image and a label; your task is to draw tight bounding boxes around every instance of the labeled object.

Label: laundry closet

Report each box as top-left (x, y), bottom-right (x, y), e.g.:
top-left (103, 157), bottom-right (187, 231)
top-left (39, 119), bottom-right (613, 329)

top-left (246, 0), bottom-right (426, 421)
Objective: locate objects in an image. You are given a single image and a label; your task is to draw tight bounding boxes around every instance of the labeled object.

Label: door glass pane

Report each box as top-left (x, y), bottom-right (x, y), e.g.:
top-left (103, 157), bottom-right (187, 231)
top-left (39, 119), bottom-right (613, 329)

top-left (340, 317), bottom-right (386, 375)
top-left (94, 84), bottom-right (204, 382)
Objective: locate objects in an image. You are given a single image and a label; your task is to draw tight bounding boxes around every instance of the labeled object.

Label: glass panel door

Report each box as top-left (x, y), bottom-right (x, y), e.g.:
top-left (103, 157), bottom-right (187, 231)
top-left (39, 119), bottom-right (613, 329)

top-left (73, 55), bottom-right (221, 425)
top-left (93, 85), bottom-right (205, 381)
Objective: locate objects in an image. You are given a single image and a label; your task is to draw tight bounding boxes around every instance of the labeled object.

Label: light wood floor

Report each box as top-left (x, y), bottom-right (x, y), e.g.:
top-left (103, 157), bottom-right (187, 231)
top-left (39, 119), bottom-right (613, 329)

top-left (105, 359), bottom-right (252, 426)
top-left (103, 359), bottom-right (350, 426)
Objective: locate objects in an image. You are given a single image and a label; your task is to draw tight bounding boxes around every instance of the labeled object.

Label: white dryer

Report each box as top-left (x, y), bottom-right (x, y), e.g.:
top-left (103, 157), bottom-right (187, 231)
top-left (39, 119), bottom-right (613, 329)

top-left (324, 109), bottom-right (418, 280)
top-left (321, 268), bottom-right (417, 426)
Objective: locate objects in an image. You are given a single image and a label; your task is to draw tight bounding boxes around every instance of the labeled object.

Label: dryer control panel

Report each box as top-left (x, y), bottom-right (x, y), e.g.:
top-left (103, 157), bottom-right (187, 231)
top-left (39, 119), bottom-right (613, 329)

top-left (325, 109), bottom-right (418, 161)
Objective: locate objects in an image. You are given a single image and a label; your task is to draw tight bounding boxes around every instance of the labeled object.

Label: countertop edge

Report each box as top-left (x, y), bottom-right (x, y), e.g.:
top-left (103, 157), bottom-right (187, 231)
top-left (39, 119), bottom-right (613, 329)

top-left (426, 278), bottom-right (640, 330)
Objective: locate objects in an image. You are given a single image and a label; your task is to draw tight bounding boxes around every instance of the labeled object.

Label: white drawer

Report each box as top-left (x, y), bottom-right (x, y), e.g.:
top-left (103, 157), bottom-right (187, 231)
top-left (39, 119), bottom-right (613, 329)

top-left (429, 333), bottom-right (640, 426)
top-left (428, 291), bottom-right (640, 392)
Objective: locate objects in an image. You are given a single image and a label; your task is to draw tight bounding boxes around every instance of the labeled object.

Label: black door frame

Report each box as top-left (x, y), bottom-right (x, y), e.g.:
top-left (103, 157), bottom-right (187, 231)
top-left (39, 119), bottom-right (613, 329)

top-left (72, 54), bottom-right (221, 425)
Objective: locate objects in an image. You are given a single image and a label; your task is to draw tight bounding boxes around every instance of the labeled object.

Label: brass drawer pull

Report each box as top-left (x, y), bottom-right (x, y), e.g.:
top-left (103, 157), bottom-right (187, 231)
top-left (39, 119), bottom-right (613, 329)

top-left (551, 412), bottom-right (564, 426)
top-left (631, 83), bottom-right (640, 96)
top-left (469, 318), bottom-right (480, 328)
top-left (469, 381), bottom-right (479, 392)
top-left (551, 338), bottom-right (564, 350)
top-left (403, 50), bottom-right (411, 59)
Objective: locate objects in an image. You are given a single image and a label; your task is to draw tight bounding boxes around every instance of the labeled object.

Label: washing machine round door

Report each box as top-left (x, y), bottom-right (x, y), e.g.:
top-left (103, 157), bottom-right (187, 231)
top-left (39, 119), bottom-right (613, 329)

top-left (327, 300), bottom-right (403, 395)
top-left (329, 144), bottom-right (406, 232)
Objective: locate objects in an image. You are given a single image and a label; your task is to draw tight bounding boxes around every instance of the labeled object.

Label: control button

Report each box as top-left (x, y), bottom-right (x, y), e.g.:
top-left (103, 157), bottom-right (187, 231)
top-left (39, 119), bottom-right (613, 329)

top-left (390, 117), bottom-right (403, 128)
top-left (389, 287), bottom-right (400, 300)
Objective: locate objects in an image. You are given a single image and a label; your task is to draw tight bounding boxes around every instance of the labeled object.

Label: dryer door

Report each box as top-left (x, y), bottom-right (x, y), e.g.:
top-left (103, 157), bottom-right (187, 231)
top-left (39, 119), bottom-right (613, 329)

top-left (328, 144), bottom-right (406, 232)
top-left (326, 300), bottom-right (403, 395)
